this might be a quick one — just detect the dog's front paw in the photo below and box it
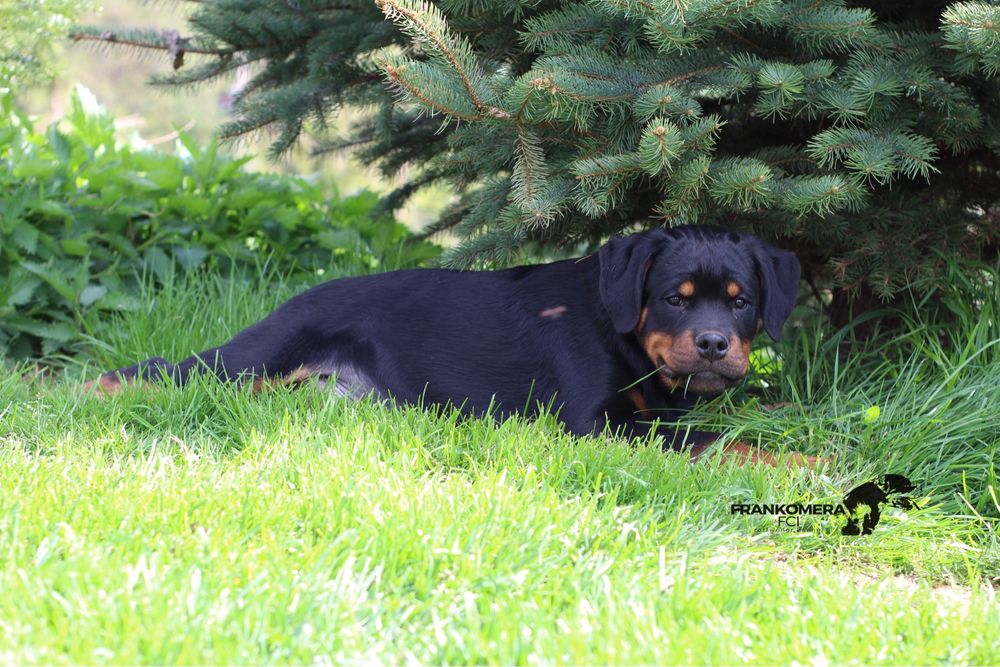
[691,441,827,469]
[84,373,127,395]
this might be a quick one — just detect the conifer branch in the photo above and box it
[70,27,226,58]
[378,60,484,121]
[513,126,546,203]
[641,65,725,91]
[375,0,510,118]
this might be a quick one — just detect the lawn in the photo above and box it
[1,262,998,664]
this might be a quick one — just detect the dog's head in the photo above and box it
[598,226,800,396]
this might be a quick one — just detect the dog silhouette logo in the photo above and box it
[841,474,918,535]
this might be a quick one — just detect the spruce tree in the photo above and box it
[74,1,1000,308]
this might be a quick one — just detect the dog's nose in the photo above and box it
[695,331,729,360]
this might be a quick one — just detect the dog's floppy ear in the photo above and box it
[598,229,669,333]
[754,240,801,341]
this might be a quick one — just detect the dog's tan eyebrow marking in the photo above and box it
[727,281,741,298]
[678,280,695,297]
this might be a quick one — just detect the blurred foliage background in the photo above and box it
[7,0,451,230]
[1,0,446,359]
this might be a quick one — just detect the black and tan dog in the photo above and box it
[87,225,815,465]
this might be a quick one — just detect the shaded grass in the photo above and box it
[1,263,999,664]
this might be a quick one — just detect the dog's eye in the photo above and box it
[733,297,749,310]
[665,295,683,306]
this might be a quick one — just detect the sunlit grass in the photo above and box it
[1,264,998,664]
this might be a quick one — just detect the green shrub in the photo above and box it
[0,87,439,359]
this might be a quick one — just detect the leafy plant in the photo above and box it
[0,87,439,358]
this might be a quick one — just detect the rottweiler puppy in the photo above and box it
[87,225,814,465]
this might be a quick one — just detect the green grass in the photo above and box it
[1,263,999,664]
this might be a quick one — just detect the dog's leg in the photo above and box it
[84,356,174,394]
[85,323,308,394]
[617,417,821,469]
[688,438,822,469]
